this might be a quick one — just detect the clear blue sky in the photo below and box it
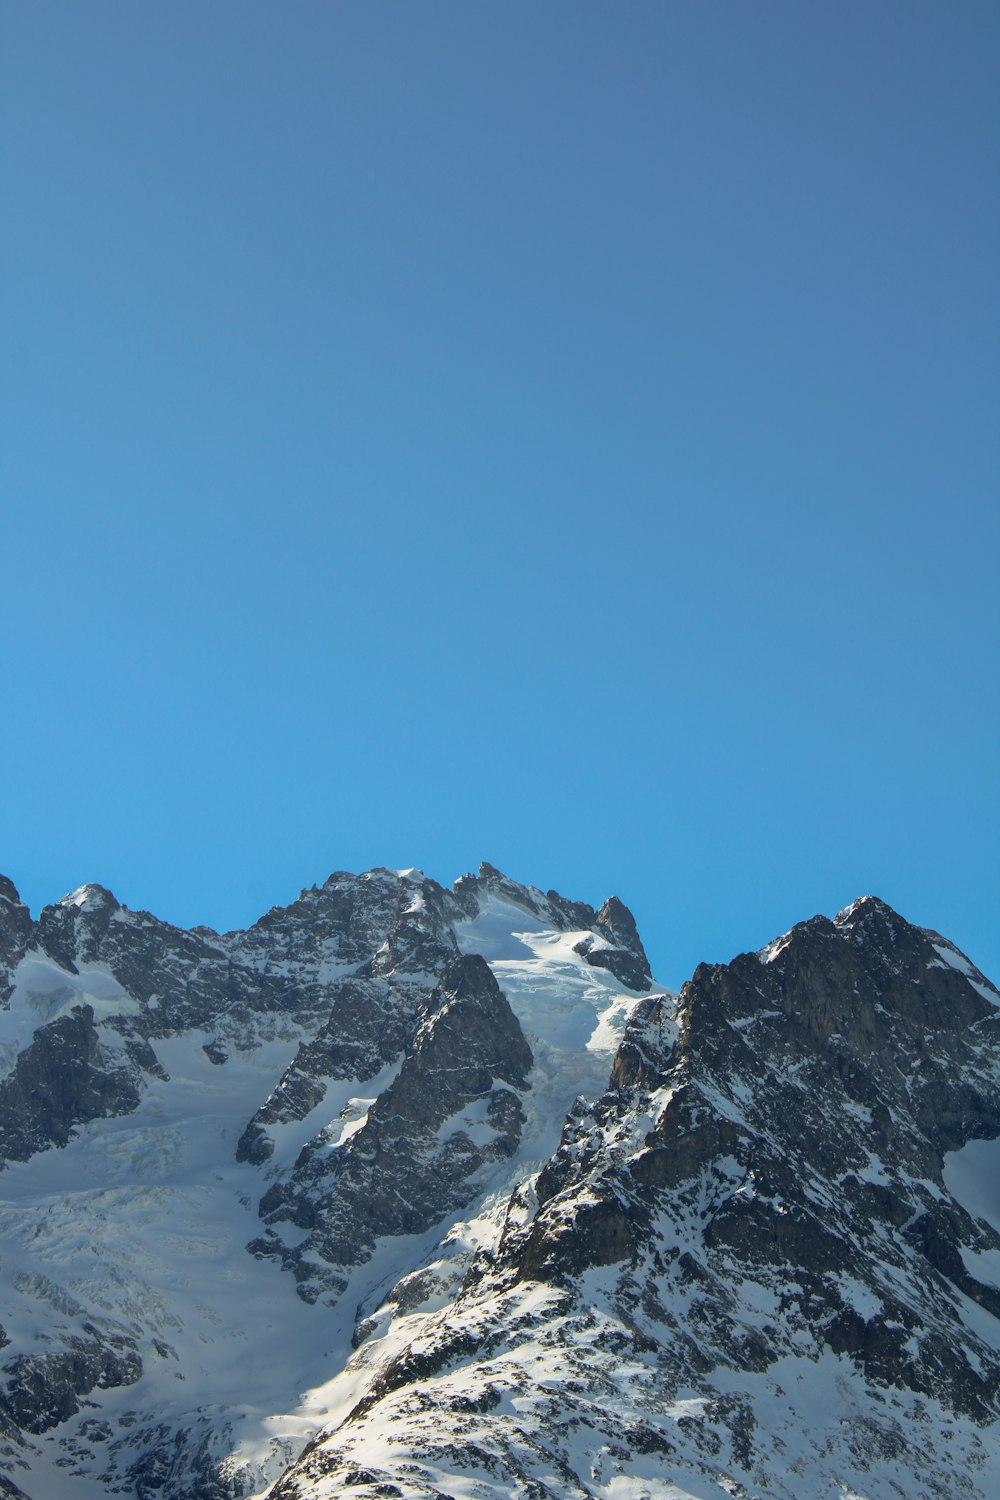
[2,2,997,987]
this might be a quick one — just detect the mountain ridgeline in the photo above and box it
[0,865,997,1500]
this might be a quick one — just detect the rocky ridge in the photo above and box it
[0,862,653,1498]
[0,870,997,1500]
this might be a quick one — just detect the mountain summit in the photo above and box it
[0,868,996,1500]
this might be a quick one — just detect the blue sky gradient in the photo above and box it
[2,2,997,986]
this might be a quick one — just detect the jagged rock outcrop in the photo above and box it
[588,893,653,990]
[573,892,652,992]
[0,1330,142,1434]
[254,955,533,1302]
[0,879,32,1004]
[235,974,427,1164]
[0,1005,146,1163]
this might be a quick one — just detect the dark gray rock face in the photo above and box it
[227,869,411,974]
[106,1412,256,1500]
[0,879,32,1004]
[589,893,653,990]
[236,973,429,1164]
[254,955,533,1302]
[0,1006,144,1163]
[0,1326,142,1434]
[231,871,476,1168]
[568,893,653,992]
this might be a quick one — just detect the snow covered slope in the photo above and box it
[0,864,657,1498]
[0,872,998,1500]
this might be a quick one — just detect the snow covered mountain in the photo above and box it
[0,866,998,1500]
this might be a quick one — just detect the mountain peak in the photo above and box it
[0,870,997,1500]
[834,891,908,930]
[0,874,25,908]
[57,882,118,913]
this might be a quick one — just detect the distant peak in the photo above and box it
[458,862,533,902]
[834,894,906,930]
[0,874,25,907]
[58,883,117,913]
[320,868,396,892]
[595,895,639,943]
